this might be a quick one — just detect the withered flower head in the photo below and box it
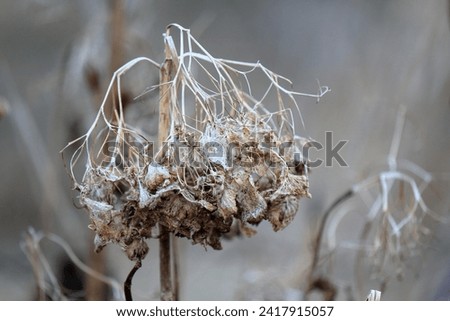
[63,24,328,261]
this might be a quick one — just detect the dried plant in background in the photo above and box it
[62,24,328,300]
[21,228,123,301]
[306,106,447,299]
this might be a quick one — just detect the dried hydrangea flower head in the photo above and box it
[63,24,329,261]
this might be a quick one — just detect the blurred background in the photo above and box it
[0,0,449,300]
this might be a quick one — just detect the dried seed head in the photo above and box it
[63,25,326,261]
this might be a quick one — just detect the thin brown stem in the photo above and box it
[172,237,180,300]
[159,225,173,300]
[158,48,174,301]
[85,0,125,301]
[110,0,125,73]
[354,221,373,298]
[124,260,142,301]
[158,62,172,149]
[85,245,107,300]
[305,189,354,299]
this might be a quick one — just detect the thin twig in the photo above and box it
[172,237,180,300]
[388,105,406,170]
[306,189,354,299]
[159,226,173,301]
[85,245,107,300]
[124,260,142,301]
[86,0,125,300]
[110,0,125,74]
[158,37,174,301]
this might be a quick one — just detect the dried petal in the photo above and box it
[145,165,170,190]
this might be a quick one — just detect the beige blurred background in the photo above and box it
[0,0,449,300]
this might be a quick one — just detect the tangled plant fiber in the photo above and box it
[63,24,328,262]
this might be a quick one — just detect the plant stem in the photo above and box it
[172,237,180,300]
[159,225,173,300]
[158,50,173,301]
[85,0,125,300]
[124,260,142,301]
[110,0,125,76]
[85,246,107,300]
[306,189,354,299]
